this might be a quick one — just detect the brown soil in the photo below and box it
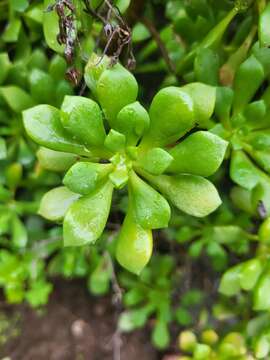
[0,279,158,360]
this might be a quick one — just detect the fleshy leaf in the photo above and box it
[0,53,11,84]
[214,86,234,123]
[251,181,270,217]
[259,217,270,244]
[63,162,113,195]
[39,186,80,221]
[29,69,54,104]
[140,87,195,148]
[259,3,270,48]
[152,320,170,349]
[63,181,113,246]
[84,53,110,94]
[230,150,261,190]
[130,171,171,229]
[115,101,150,145]
[116,205,153,275]
[168,131,228,176]
[36,147,77,172]
[61,96,106,147]
[0,138,7,160]
[239,259,263,291]
[43,0,64,53]
[0,86,35,112]
[23,105,89,155]
[244,100,267,129]
[194,48,219,86]
[49,54,66,80]
[141,172,221,217]
[182,83,216,128]
[12,216,28,248]
[219,264,242,296]
[138,148,173,176]
[233,55,265,114]
[246,129,270,151]
[104,129,126,152]
[96,63,138,126]
[254,270,270,310]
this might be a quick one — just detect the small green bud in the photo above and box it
[178,331,197,352]
[138,148,173,175]
[115,101,150,145]
[104,129,126,152]
[193,343,211,359]
[109,168,129,189]
[201,329,219,346]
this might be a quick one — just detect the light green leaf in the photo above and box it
[239,259,263,291]
[96,63,138,126]
[63,162,113,195]
[140,87,195,148]
[115,0,130,13]
[118,309,149,332]
[254,270,270,310]
[130,171,171,229]
[43,0,64,52]
[182,83,216,127]
[0,86,35,112]
[88,257,111,295]
[37,147,77,172]
[63,181,113,246]
[233,55,265,114]
[214,86,234,123]
[49,54,66,80]
[0,137,7,160]
[230,150,261,190]
[39,186,80,221]
[168,131,228,176]
[259,3,270,48]
[138,148,173,176]
[132,23,151,43]
[5,163,22,190]
[141,172,221,217]
[0,53,11,84]
[104,129,126,152]
[25,281,52,307]
[11,0,29,12]
[84,53,110,94]
[3,18,21,42]
[61,96,106,147]
[12,216,28,248]
[23,105,89,155]
[115,101,150,145]
[259,217,270,244]
[152,320,170,349]
[116,206,153,274]
[29,69,54,104]
[194,48,219,86]
[219,264,242,296]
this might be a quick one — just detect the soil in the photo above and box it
[0,279,158,360]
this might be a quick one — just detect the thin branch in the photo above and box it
[141,17,176,74]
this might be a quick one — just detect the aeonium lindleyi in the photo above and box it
[22,56,228,274]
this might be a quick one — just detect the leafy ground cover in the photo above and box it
[1,0,270,359]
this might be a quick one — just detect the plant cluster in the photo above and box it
[2,0,270,357]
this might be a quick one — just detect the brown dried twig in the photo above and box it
[46,0,80,85]
[83,0,136,69]
[141,16,176,74]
